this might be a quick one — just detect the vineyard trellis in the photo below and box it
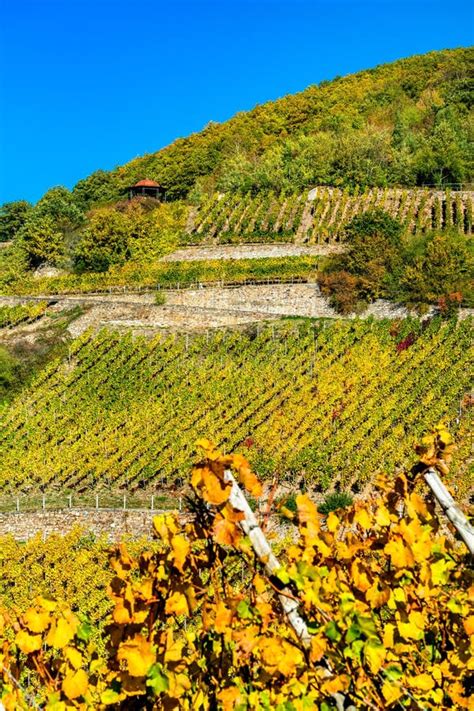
[186,186,474,245]
[1,317,472,496]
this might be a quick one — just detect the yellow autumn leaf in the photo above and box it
[398,611,425,640]
[366,581,390,608]
[165,591,189,616]
[171,535,190,572]
[15,630,42,654]
[431,558,453,585]
[117,635,156,677]
[408,673,435,691]
[46,617,77,649]
[375,505,391,527]
[62,668,88,700]
[382,681,402,704]
[64,646,83,670]
[351,560,371,592]
[164,636,184,663]
[383,623,395,648]
[354,507,372,530]
[23,608,50,633]
[277,641,304,676]
[384,537,415,568]
[326,511,339,532]
[35,596,57,612]
[364,640,386,674]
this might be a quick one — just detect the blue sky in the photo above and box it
[0,0,472,204]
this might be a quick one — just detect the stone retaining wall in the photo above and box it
[160,243,343,262]
[0,509,160,540]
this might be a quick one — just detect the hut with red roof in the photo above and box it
[126,179,165,201]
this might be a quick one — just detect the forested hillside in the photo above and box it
[69,47,473,204]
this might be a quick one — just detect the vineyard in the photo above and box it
[0,301,47,329]
[185,187,474,244]
[1,316,472,497]
[0,437,473,709]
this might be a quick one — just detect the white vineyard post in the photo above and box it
[42,495,45,511]
[223,469,311,647]
[151,495,154,511]
[16,497,19,513]
[221,471,352,710]
[123,494,127,511]
[95,494,99,510]
[425,468,474,556]
[68,494,72,509]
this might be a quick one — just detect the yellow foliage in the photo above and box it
[62,668,88,700]
[117,635,156,677]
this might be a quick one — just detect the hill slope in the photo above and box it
[71,47,474,206]
[1,317,471,498]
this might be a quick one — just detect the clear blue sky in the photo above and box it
[0,0,472,204]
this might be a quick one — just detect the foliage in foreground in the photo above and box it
[0,433,473,710]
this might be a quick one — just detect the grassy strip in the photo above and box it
[2,256,320,296]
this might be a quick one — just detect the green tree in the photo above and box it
[398,231,474,307]
[0,201,33,242]
[17,215,65,268]
[74,208,131,272]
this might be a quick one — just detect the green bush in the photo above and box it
[396,230,474,308]
[318,491,354,515]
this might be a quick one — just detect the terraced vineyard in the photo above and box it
[186,187,474,244]
[0,317,471,496]
[0,301,47,328]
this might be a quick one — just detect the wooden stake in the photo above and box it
[425,467,474,556]
[224,469,311,646]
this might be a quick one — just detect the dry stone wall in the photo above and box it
[0,509,159,541]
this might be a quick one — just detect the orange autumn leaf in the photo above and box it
[213,515,241,546]
[214,601,233,633]
[170,535,190,572]
[201,467,231,505]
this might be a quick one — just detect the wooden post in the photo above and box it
[223,469,311,647]
[222,470,352,711]
[424,468,474,556]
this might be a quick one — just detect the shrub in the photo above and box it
[318,269,361,314]
[398,231,473,308]
[318,491,353,514]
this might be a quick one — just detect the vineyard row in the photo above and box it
[185,187,474,244]
[0,317,471,495]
